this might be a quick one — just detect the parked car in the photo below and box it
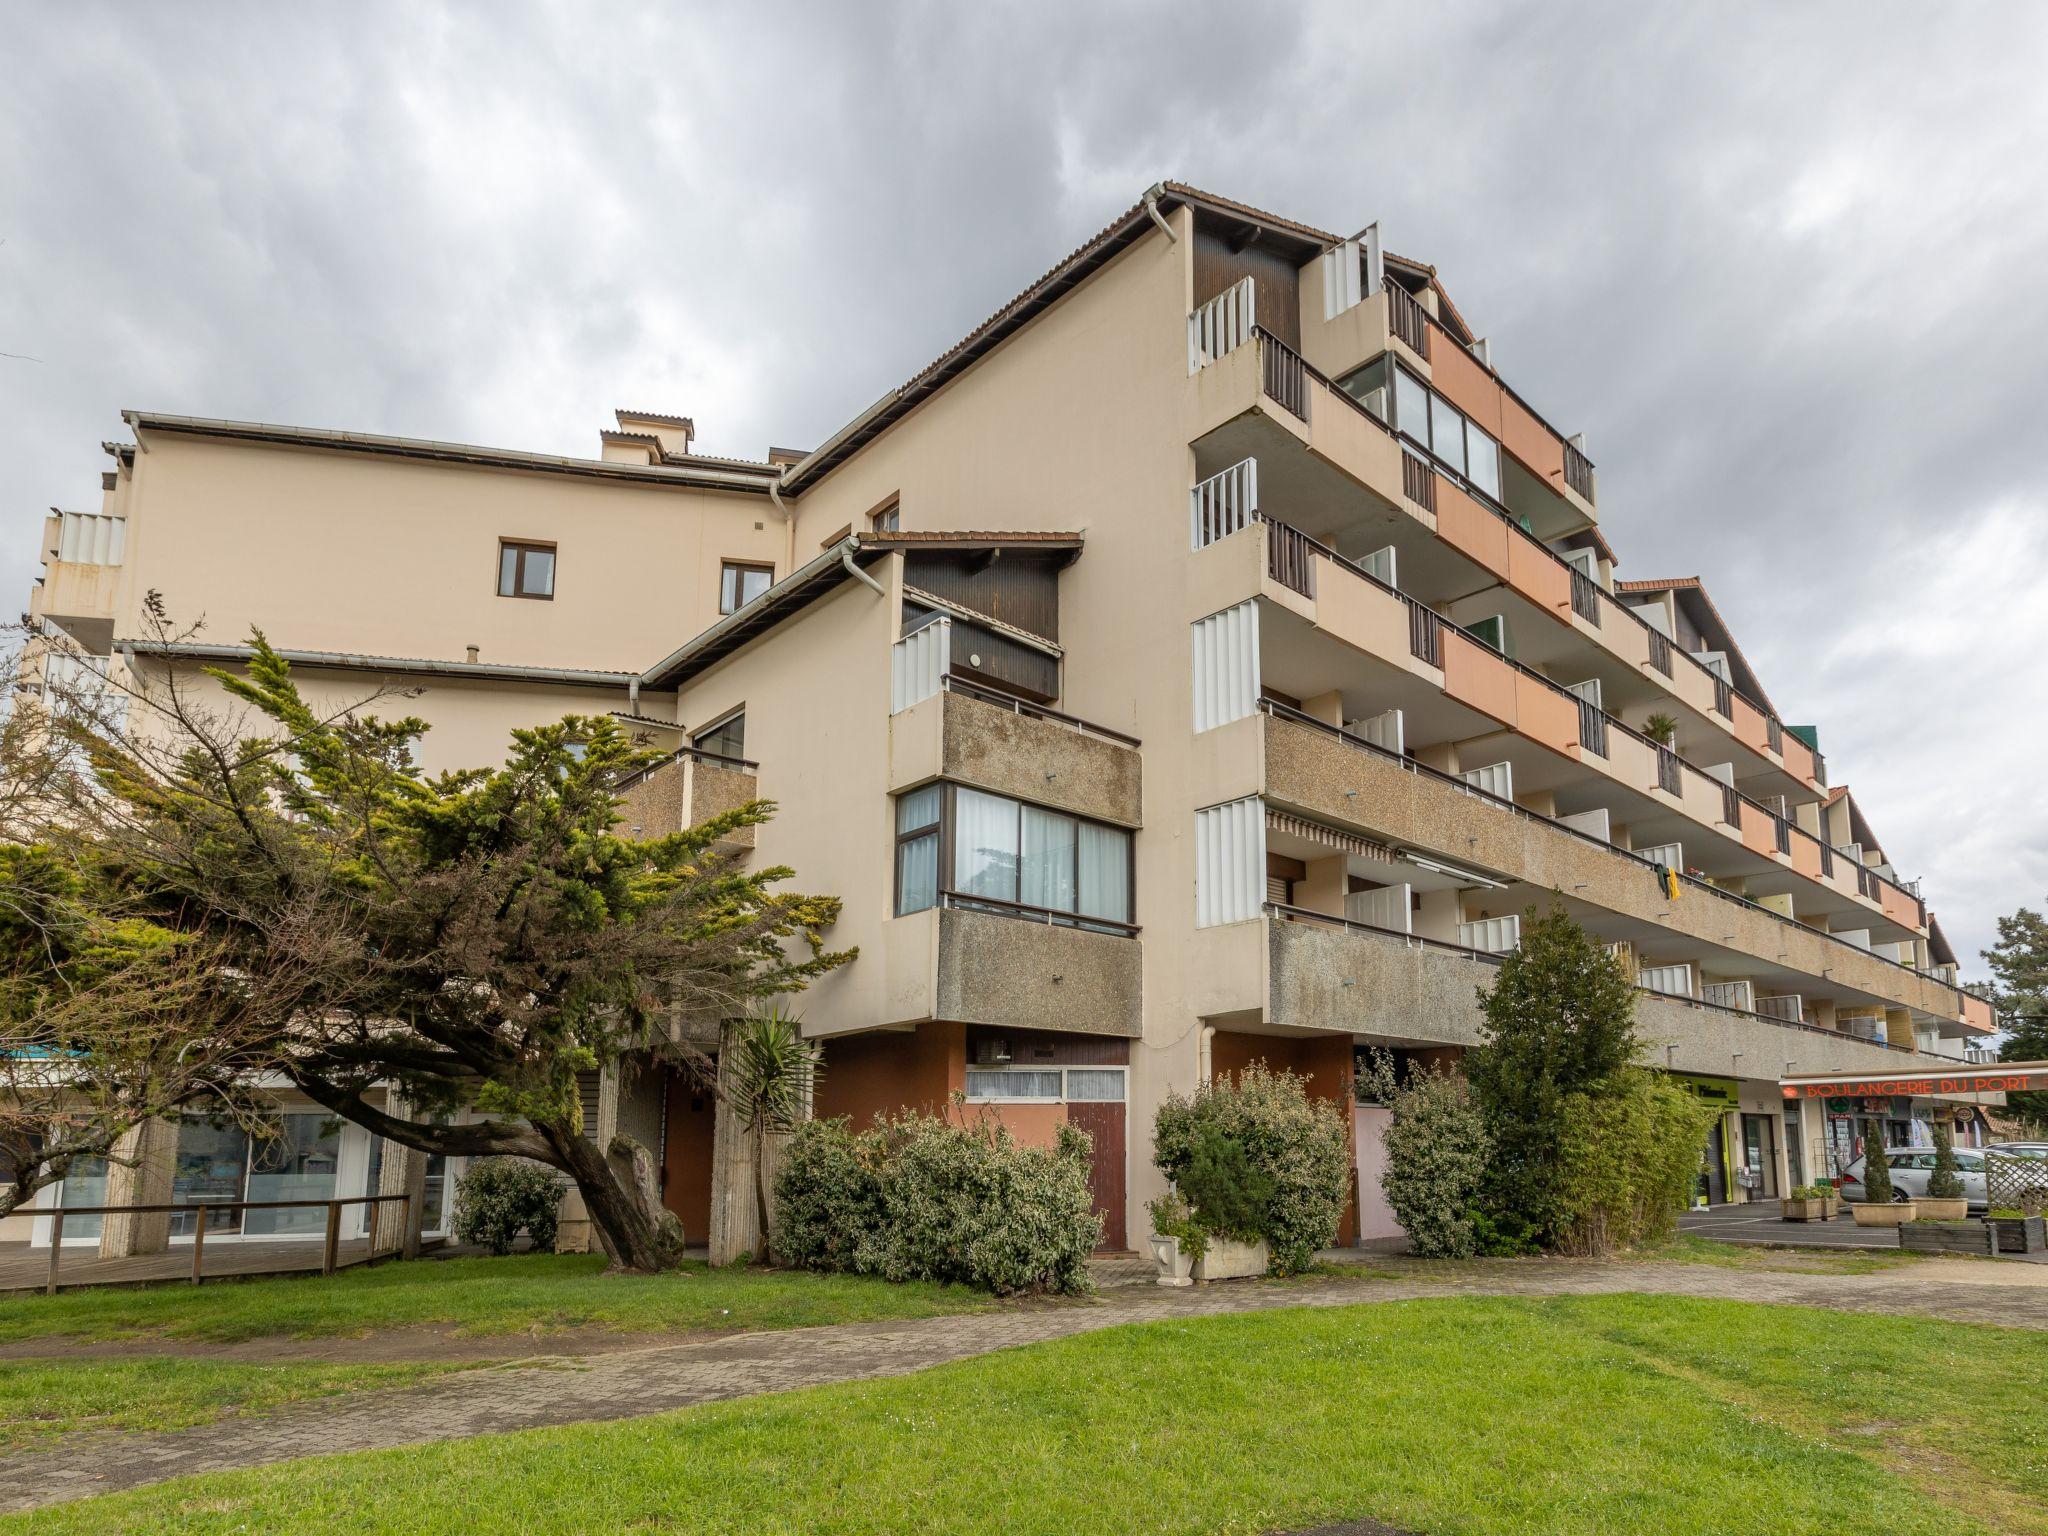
[1837,1147,1989,1211]
[1988,1144,2048,1209]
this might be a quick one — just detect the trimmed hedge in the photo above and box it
[452,1157,564,1256]
[775,1109,1100,1296]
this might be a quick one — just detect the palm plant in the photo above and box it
[723,1003,822,1264]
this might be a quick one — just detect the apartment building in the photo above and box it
[21,183,2001,1256]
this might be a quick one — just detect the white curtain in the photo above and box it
[953,788,1018,901]
[1078,822,1131,924]
[1020,806,1078,912]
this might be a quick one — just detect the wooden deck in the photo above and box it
[0,1237,393,1295]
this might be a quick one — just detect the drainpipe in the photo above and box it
[839,545,884,596]
[1142,184,1179,244]
[627,677,640,713]
[768,474,796,577]
[1197,1024,1215,1086]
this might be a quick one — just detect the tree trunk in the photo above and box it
[541,1122,687,1273]
[752,1122,773,1266]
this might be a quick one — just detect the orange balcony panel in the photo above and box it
[1515,671,1579,755]
[1964,992,1996,1032]
[1441,629,1517,727]
[1731,695,1770,755]
[1781,732,1817,784]
[1425,339,1505,440]
[1738,801,1776,857]
[1880,883,1920,930]
[1436,481,1511,584]
[1507,533,1572,617]
[1789,834,1822,880]
[1500,392,1566,494]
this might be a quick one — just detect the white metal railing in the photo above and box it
[1702,979,1754,1012]
[1191,458,1259,550]
[55,511,126,566]
[1755,993,1804,1023]
[890,618,950,713]
[1188,277,1255,373]
[1457,914,1521,954]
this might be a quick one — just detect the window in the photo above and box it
[720,561,774,615]
[1393,367,1430,445]
[693,710,746,761]
[498,541,556,600]
[1465,420,1501,501]
[894,784,942,915]
[963,1067,1127,1103]
[1429,394,1466,476]
[871,499,901,533]
[890,784,1134,929]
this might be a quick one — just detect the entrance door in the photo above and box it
[662,1070,717,1246]
[1065,1100,1126,1251]
[1742,1114,1777,1199]
[1701,1120,1729,1204]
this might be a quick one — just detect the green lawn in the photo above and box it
[18,1294,2046,1535]
[0,1253,992,1344]
[0,1254,992,1449]
[0,1357,471,1446]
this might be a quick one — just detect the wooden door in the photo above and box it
[1065,1101,1126,1252]
[662,1071,717,1246]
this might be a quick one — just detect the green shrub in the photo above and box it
[1372,1059,1492,1259]
[774,1109,1099,1296]
[1861,1124,1894,1202]
[452,1158,565,1256]
[1175,1131,1275,1244]
[1153,1064,1351,1275]
[1927,1121,1964,1200]
[1552,1069,1715,1255]
[1144,1191,1208,1263]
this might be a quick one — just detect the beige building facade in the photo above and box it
[24,183,1999,1254]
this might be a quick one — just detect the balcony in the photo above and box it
[1254,907,1948,1079]
[879,899,1142,1039]
[890,623,1141,830]
[1189,504,1927,943]
[616,746,759,849]
[1244,703,1974,1029]
[31,511,126,646]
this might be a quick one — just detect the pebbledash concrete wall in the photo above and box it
[928,690,1142,828]
[616,756,759,848]
[1265,916,1953,1081]
[934,907,1142,1038]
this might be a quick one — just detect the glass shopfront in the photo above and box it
[169,1114,345,1238]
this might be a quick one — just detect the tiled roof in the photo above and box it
[614,409,695,431]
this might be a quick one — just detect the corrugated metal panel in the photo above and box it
[1457,760,1512,801]
[1321,236,1362,319]
[1191,601,1259,733]
[1196,797,1265,928]
[1457,914,1521,954]
[1638,963,1696,998]
[890,617,951,713]
[56,511,126,566]
[1638,841,1683,872]
[1346,883,1411,934]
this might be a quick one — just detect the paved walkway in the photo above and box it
[10,1257,2048,1512]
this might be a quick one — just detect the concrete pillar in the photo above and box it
[97,1117,176,1259]
[1295,855,1347,920]
[1799,1097,1827,1188]
[708,1030,756,1266]
[1299,690,1344,728]
[374,1133,429,1258]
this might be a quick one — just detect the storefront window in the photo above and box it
[244,1114,344,1235]
[54,1154,109,1241]
[170,1120,250,1235]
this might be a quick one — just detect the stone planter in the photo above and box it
[1915,1198,1970,1223]
[1898,1220,1996,1256]
[1191,1236,1270,1282]
[1851,1201,1917,1228]
[1989,1215,2048,1255]
[1780,1197,1829,1223]
[1148,1233,1194,1288]
[1824,1195,1843,1218]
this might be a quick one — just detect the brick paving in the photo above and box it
[9,1256,2048,1513]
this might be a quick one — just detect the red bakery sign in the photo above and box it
[1782,1069,2048,1100]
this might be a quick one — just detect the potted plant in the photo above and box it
[1145,1193,1200,1287]
[1780,1185,1830,1222]
[1918,1122,1969,1222]
[1851,1122,1917,1227]
[1643,712,1679,748]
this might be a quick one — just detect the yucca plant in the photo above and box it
[724,1002,822,1264]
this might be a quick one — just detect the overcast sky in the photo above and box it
[3,1,2045,972]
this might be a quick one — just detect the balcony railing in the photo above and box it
[1191,458,1259,549]
[940,888,1139,937]
[614,741,760,793]
[1259,329,1308,421]
[1265,518,1316,598]
[1647,628,1673,676]
[1256,698,1963,1007]
[1656,746,1682,796]
[1576,697,1607,757]
[1755,993,1804,1024]
[1401,450,1438,512]
[1385,282,1432,358]
[1570,568,1603,626]
[53,510,126,566]
[1563,440,1595,501]
[940,674,1141,748]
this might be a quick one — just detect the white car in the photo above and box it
[1838,1147,1989,1211]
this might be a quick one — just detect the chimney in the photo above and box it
[465,645,480,664]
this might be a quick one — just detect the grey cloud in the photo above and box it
[3,0,2042,965]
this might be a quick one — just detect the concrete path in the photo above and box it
[10,1257,2047,1513]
